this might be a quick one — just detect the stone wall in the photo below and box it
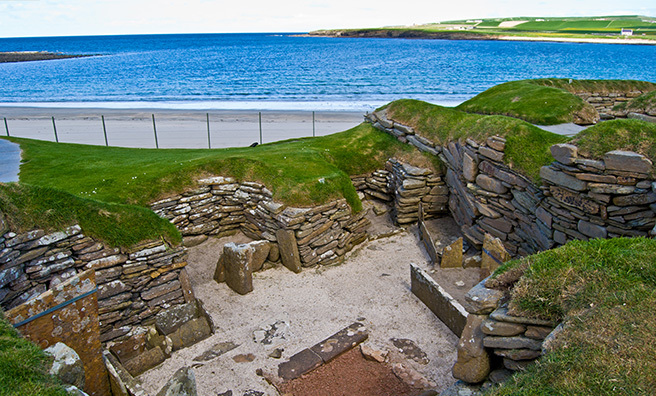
[452,277,558,384]
[368,110,656,257]
[152,177,370,267]
[0,225,190,344]
[573,90,648,118]
[351,159,449,225]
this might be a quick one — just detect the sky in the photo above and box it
[0,0,655,38]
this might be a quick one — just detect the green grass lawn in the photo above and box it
[0,312,67,396]
[489,237,656,395]
[1,123,422,246]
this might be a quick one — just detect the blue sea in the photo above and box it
[1,33,655,111]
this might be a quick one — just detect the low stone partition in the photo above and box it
[152,177,370,268]
[573,90,650,118]
[0,224,191,345]
[368,110,656,257]
[451,277,557,385]
[352,159,449,226]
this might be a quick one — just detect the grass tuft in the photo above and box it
[489,238,656,396]
[0,311,68,396]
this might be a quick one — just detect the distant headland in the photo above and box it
[0,51,93,63]
[310,15,656,45]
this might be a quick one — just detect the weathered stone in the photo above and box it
[4,270,110,396]
[575,173,617,183]
[213,254,226,283]
[550,144,578,165]
[604,150,652,174]
[178,268,195,303]
[440,237,463,268]
[588,183,635,195]
[156,367,197,396]
[268,244,280,262]
[487,136,506,152]
[156,302,198,335]
[249,240,271,272]
[577,220,607,239]
[540,166,587,191]
[310,322,368,363]
[452,314,491,384]
[481,234,510,273]
[476,174,508,194]
[222,243,253,295]
[360,343,387,363]
[550,186,600,214]
[575,158,605,171]
[480,319,525,337]
[612,192,656,207]
[98,280,130,300]
[535,206,552,228]
[479,146,504,162]
[45,342,86,390]
[123,346,166,377]
[276,229,301,273]
[463,278,505,315]
[141,280,181,300]
[462,152,478,182]
[483,336,542,350]
[393,362,432,389]
[490,306,556,327]
[278,348,323,381]
[525,325,554,340]
[169,317,212,351]
[493,349,541,361]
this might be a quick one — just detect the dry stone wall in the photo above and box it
[368,110,656,257]
[0,224,190,345]
[152,177,370,267]
[573,89,650,118]
[452,277,558,384]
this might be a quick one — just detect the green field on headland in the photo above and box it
[311,15,656,44]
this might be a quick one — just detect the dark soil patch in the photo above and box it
[280,348,420,396]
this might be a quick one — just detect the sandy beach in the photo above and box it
[0,107,365,149]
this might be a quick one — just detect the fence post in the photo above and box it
[3,118,8,137]
[259,112,262,145]
[152,114,159,149]
[312,111,315,137]
[101,115,108,146]
[206,113,211,149]
[52,116,59,143]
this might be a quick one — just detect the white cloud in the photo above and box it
[0,0,653,37]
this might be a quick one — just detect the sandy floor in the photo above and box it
[0,107,363,149]
[138,212,463,396]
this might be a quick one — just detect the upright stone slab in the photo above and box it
[222,242,254,295]
[276,229,302,273]
[452,314,491,384]
[5,269,110,396]
[481,234,510,273]
[441,237,463,268]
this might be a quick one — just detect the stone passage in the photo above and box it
[368,110,656,258]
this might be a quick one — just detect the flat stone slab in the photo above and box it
[277,348,323,381]
[490,306,557,327]
[277,321,368,381]
[309,322,368,363]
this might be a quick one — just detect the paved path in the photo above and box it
[0,138,20,183]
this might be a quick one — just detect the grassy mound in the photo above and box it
[489,237,656,395]
[456,80,597,125]
[384,99,568,181]
[0,183,181,247]
[614,90,656,116]
[456,79,656,125]
[570,118,656,166]
[0,312,67,396]
[2,124,422,246]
